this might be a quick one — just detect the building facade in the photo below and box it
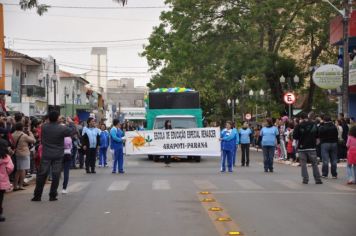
[5,49,60,116]
[59,70,90,117]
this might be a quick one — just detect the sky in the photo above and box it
[3,0,168,87]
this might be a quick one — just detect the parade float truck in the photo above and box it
[146,88,203,162]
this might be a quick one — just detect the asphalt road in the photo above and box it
[1,150,355,236]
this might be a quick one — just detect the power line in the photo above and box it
[3,3,168,10]
[12,37,148,44]
[58,61,148,69]
[59,63,151,74]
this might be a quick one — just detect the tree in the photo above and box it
[18,0,128,15]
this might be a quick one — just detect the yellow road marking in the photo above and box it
[197,192,244,236]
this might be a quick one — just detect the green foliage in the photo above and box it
[143,0,339,120]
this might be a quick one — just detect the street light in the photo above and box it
[227,98,239,122]
[322,0,352,117]
[249,89,265,121]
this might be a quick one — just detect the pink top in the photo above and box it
[0,155,14,190]
[346,135,356,148]
[64,137,72,154]
[346,135,356,164]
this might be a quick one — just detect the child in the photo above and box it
[0,139,14,222]
[346,125,356,184]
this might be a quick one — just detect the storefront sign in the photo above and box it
[312,64,342,89]
[125,127,221,156]
[120,107,146,120]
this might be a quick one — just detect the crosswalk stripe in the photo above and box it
[234,179,264,190]
[126,161,139,166]
[328,183,356,192]
[274,180,302,190]
[193,180,218,190]
[67,182,90,193]
[107,181,130,191]
[152,180,171,190]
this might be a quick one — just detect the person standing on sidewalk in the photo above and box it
[346,125,356,184]
[239,122,252,167]
[82,117,101,174]
[0,139,14,222]
[32,111,76,202]
[99,124,110,168]
[220,121,237,173]
[293,112,322,184]
[62,135,72,194]
[260,118,279,172]
[318,115,338,179]
[110,119,125,174]
[12,122,35,191]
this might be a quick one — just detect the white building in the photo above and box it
[5,49,60,116]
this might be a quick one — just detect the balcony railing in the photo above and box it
[22,85,46,98]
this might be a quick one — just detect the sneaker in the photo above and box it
[112,171,116,174]
[119,171,125,174]
[91,171,96,174]
[302,180,308,184]
[62,189,68,194]
[332,176,337,179]
[321,176,327,179]
[315,181,323,184]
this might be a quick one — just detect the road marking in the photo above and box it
[67,182,90,193]
[126,161,139,166]
[194,180,218,190]
[328,183,356,192]
[234,179,264,190]
[274,180,302,190]
[197,192,243,236]
[214,190,356,195]
[152,180,171,190]
[107,181,130,191]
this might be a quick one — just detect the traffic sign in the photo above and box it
[245,113,252,120]
[283,92,296,105]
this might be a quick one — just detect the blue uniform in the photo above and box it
[99,130,110,167]
[221,128,237,172]
[110,127,125,173]
[232,128,240,166]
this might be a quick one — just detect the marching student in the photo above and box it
[239,122,252,167]
[82,117,101,174]
[220,121,237,173]
[110,119,125,174]
[99,124,110,168]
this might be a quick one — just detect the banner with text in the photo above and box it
[125,128,221,157]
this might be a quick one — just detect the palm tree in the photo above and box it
[19,0,128,15]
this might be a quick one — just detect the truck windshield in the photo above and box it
[154,117,197,129]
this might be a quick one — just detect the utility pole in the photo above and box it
[342,0,351,117]
[64,86,67,117]
[53,59,57,107]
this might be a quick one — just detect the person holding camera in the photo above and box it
[12,122,35,191]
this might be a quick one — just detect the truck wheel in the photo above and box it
[148,155,153,161]
[153,155,160,162]
[194,156,201,162]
